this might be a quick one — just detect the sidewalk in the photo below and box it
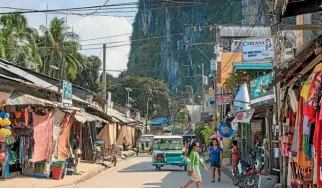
[1,151,135,188]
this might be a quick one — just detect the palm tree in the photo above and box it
[39,17,83,80]
[0,14,42,70]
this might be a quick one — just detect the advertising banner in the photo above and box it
[242,37,275,61]
[232,109,255,124]
[249,72,276,107]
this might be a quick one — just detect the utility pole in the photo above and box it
[102,44,107,100]
[213,26,218,127]
[201,63,205,113]
[145,89,152,134]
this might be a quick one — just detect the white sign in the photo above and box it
[210,59,217,71]
[232,109,255,124]
[202,76,208,85]
[242,37,275,61]
[214,45,220,54]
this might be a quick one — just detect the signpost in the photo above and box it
[62,80,72,105]
[210,59,217,72]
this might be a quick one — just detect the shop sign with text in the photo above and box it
[242,37,275,61]
[249,72,276,107]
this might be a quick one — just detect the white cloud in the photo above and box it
[71,16,132,77]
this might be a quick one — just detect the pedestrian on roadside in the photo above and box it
[231,140,239,172]
[208,138,223,182]
[181,141,208,188]
[111,144,118,166]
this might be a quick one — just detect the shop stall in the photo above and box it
[276,34,322,187]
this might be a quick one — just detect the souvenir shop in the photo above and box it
[0,105,43,178]
[231,109,267,170]
[231,72,278,172]
[277,34,322,187]
[0,101,89,179]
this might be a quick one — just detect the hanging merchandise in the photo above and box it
[217,122,235,138]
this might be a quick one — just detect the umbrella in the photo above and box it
[209,133,222,139]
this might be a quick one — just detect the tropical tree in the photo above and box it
[74,55,102,93]
[0,14,42,70]
[109,75,179,118]
[39,17,83,80]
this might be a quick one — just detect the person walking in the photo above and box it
[231,140,239,172]
[181,141,208,188]
[208,138,223,182]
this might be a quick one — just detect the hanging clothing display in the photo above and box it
[32,110,53,162]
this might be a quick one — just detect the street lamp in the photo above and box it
[50,65,59,78]
[125,87,132,108]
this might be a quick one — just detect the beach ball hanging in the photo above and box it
[0,152,6,161]
[217,122,235,138]
[0,110,11,128]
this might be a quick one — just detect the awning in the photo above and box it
[233,62,273,72]
[0,84,14,105]
[110,109,136,124]
[5,92,54,106]
[67,110,108,124]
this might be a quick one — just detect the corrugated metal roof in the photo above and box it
[110,109,135,124]
[0,83,14,104]
[64,109,108,124]
[219,26,271,37]
[6,92,54,106]
[0,61,87,104]
[75,111,108,124]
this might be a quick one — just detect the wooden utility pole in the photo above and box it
[213,26,218,127]
[201,63,205,113]
[102,44,107,100]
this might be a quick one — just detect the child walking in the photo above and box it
[181,141,208,188]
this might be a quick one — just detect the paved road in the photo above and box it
[65,156,236,188]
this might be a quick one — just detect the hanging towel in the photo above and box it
[32,111,53,162]
[57,112,75,160]
[288,88,298,113]
[52,109,66,159]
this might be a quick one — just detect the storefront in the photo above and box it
[276,34,322,187]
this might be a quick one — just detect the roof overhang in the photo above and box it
[233,62,273,72]
[277,0,322,18]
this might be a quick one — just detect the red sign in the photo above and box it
[216,95,232,105]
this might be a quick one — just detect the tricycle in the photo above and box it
[151,136,187,171]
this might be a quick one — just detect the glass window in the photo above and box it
[153,139,183,150]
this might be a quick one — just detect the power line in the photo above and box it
[220,0,266,75]
[70,0,110,17]
[0,0,203,15]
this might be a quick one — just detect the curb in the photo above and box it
[52,153,134,188]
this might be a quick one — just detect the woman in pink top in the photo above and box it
[231,140,239,171]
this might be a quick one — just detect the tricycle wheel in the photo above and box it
[184,165,187,171]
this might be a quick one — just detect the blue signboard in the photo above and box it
[249,72,275,107]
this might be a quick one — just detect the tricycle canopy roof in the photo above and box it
[153,135,182,139]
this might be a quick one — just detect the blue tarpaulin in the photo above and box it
[151,118,169,125]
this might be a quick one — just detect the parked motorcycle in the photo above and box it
[232,159,261,188]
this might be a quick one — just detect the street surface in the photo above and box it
[65,156,236,188]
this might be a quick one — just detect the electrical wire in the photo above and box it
[220,0,266,75]
[0,0,203,15]
[71,0,110,17]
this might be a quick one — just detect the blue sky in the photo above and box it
[0,0,138,76]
